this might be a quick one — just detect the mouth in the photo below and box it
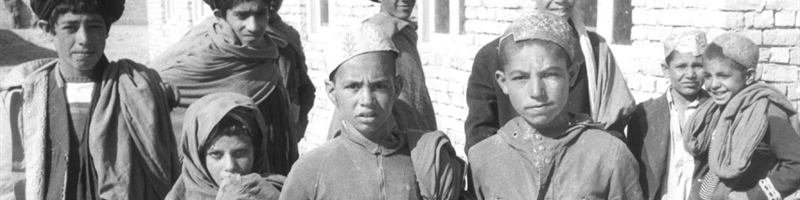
[72,51,95,59]
[524,102,554,111]
[548,8,570,16]
[681,82,699,87]
[356,112,379,121]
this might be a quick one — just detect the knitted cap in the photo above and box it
[499,12,578,61]
[663,30,708,58]
[324,22,399,78]
[709,33,759,69]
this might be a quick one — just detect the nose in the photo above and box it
[222,155,239,173]
[244,16,263,33]
[684,68,698,80]
[357,86,376,107]
[526,78,546,99]
[75,25,89,45]
[706,77,720,91]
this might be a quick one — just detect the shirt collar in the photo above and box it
[376,12,418,31]
[666,86,704,109]
[340,121,406,156]
[498,114,595,151]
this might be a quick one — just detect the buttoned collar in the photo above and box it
[499,113,598,152]
[340,121,406,156]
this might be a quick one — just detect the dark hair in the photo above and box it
[214,0,274,17]
[46,1,113,33]
[702,43,747,71]
[205,107,262,149]
[498,37,572,72]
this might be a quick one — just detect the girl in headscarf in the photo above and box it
[166,92,284,200]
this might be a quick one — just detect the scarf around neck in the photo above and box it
[683,83,800,179]
[153,17,281,107]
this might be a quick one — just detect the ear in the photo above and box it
[213,9,225,19]
[744,68,757,85]
[393,75,404,99]
[36,20,53,39]
[495,70,509,94]
[325,79,338,106]
[568,62,580,87]
[660,62,670,77]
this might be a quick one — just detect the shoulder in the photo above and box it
[632,94,668,118]
[468,133,510,170]
[1,58,56,89]
[292,138,346,172]
[575,128,630,157]
[476,37,501,57]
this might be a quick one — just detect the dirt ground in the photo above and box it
[0,25,149,83]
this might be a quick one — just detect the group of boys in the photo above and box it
[1,0,799,199]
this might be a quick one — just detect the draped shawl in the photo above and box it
[15,58,180,200]
[166,92,282,200]
[152,17,282,108]
[683,83,800,179]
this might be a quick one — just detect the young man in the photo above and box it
[267,0,316,137]
[152,0,299,176]
[467,12,642,199]
[683,33,800,200]
[0,0,180,199]
[626,30,710,200]
[281,23,463,200]
[327,0,436,139]
[464,0,635,153]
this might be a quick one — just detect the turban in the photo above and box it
[663,30,708,58]
[324,22,398,78]
[709,33,759,69]
[203,0,274,11]
[31,0,125,24]
[499,12,579,62]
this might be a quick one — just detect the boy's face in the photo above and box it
[223,1,270,47]
[50,12,107,73]
[380,0,416,19]
[496,41,576,128]
[703,58,754,106]
[664,51,705,98]
[326,52,401,134]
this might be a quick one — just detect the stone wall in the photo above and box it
[622,0,800,108]
[145,0,800,157]
[0,0,147,29]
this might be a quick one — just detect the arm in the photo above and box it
[295,59,315,138]
[609,142,645,200]
[624,106,650,198]
[746,111,800,199]
[464,38,501,154]
[279,156,320,200]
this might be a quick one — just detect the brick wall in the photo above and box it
[147,0,800,157]
[0,0,147,29]
[622,0,800,109]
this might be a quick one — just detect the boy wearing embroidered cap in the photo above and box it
[467,12,642,200]
[626,30,711,200]
[683,33,800,200]
[280,22,463,200]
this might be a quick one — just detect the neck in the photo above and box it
[528,111,571,137]
[347,121,392,144]
[670,89,698,107]
[57,60,97,80]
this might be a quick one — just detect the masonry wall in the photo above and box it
[146,0,800,158]
[622,0,800,109]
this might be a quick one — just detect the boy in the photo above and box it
[327,0,437,139]
[626,30,710,200]
[683,33,800,200]
[152,0,299,175]
[467,12,642,199]
[281,22,463,200]
[0,0,180,199]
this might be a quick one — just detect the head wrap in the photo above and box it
[498,11,578,62]
[663,30,708,58]
[324,22,398,78]
[708,33,759,69]
[166,92,273,200]
[203,0,274,11]
[31,0,125,23]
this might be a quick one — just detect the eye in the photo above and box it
[344,83,360,89]
[207,151,223,159]
[511,75,527,81]
[256,11,268,17]
[543,72,560,78]
[233,149,249,157]
[374,83,388,89]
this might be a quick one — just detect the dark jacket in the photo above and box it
[464,30,634,154]
[626,93,709,200]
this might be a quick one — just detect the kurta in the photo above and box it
[327,13,437,139]
[468,115,643,200]
[281,125,421,200]
[464,22,635,153]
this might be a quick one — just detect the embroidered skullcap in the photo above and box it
[31,0,125,23]
[663,30,708,58]
[324,22,399,78]
[709,33,759,69]
[499,11,578,61]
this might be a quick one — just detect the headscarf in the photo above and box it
[498,12,579,63]
[323,22,399,78]
[151,17,281,107]
[662,29,708,64]
[166,92,277,200]
[683,83,800,179]
[31,0,124,23]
